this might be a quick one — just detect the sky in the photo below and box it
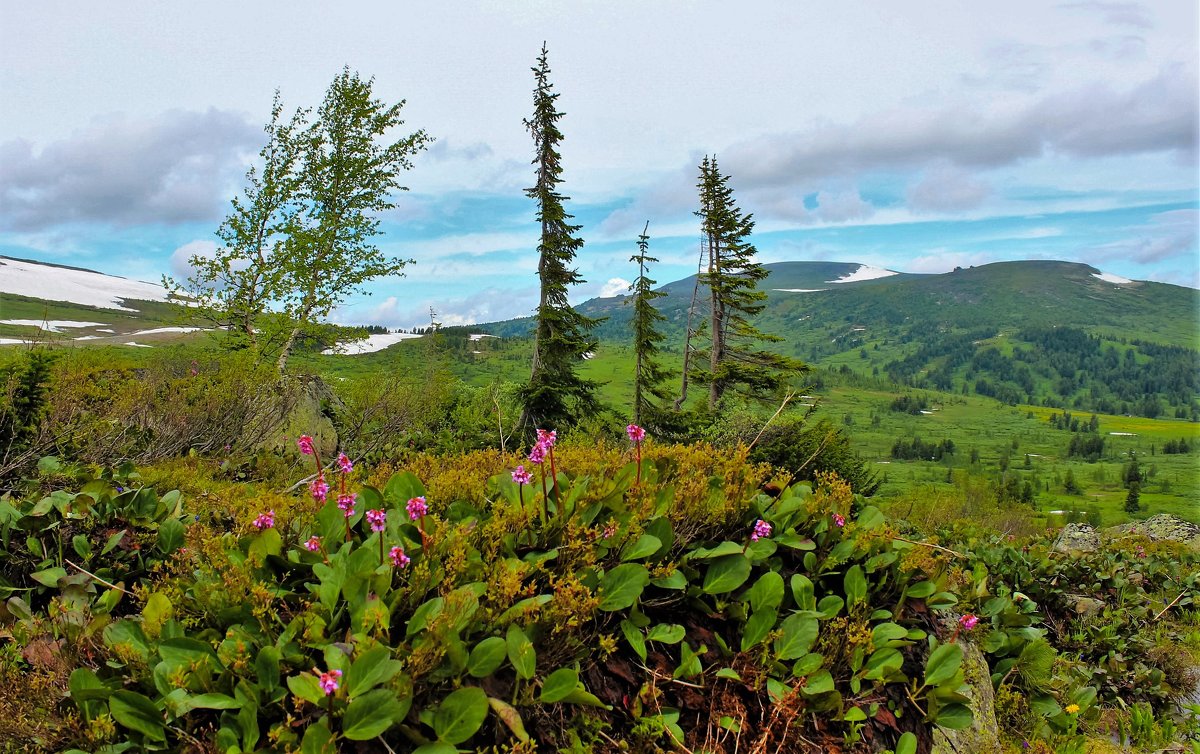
[1,0,1197,328]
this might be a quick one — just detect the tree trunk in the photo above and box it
[708,233,724,411]
[276,326,300,375]
[674,241,706,412]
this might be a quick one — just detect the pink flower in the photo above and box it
[310,475,329,503]
[406,496,428,520]
[511,465,532,485]
[959,614,979,631]
[317,668,342,695]
[304,536,321,552]
[832,513,846,528]
[337,492,357,511]
[751,519,772,541]
[602,522,617,539]
[366,509,387,533]
[389,546,410,568]
[528,443,546,465]
[626,424,646,443]
[536,429,557,448]
[337,453,353,474]
[252,510,275,531]
[297,435,315,456]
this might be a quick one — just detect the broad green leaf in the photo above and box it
[178,693,240,713]
[101,530,127,556]
[621,534,662,562]
[69,667,110,703]
[871,622,909,648]
[540,667,579,703]
[790,574,815,611]
[856,506,884,530]
[863,647,904,680]
[286,673,325,705]
[255,646,280,691]
[72,535,92,561]
[109,690,165,741]
[467,636,507,678]
[31,566,66,587]
[506,624,536,680]
[598,564,650,611]
[905,580,936,599]
[817,595,845,619]
[674,642,702,679]
[406,597,445,637]
[746,571,785,613]
[343,688,405,740]
[932,702,973,730]
[923,643,963,688]
[775,614,819,660]
[646,624,685,644]
[895,731,917,754]
[621,620,647,662]
[412,745,458,754]
[689,541,744,560]
[716,668,742,681]
[300,717,335,754]
[157,518,185,554]
[792,652,824,678]
[741,608,777,651]
[433,686,489,745]
[142,593,173,634]
[800,669,834,695]
[346,646,402,697]
[702,553,751,595]
[844,565,867,608]
[651,570,688,590]
[488,697,530,742]
[248,528,282,561]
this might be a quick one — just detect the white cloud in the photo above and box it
[907,165,993,213]
[168,239,220,280]
[598,277,631,297]
[905,251,997,273]
[814,189,874,223]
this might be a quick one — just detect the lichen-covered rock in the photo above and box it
[931,637,1001,754]
[1106,514,1200,550]
[1053,523,1100,553]
[241,375,340,458]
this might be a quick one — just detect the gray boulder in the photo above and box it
[931,634,1001,754]
[241,375,340,458]
[1106,514,1200,550]
[1053,523,1101,553]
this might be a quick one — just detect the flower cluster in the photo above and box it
[310,475,329,503]
[297,435,315,456]
[959,614,979,631]
[252,510,275,531]
[528,443,546,465]
[626,424,646,443]
[406,496,427,520]
[337,492,356,518]
[536,429,557,448]
[366,509,387,533]
[511,465,532,485]
[304,536,321,552]
[389,546,410,568]
[832,513,846,528]
[751,519,772,541]
[317,668,342,695]
[337,452,353,474]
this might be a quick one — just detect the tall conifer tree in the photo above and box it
[693,156,803,410]
[629,222,673,428]
[518,45,602,432]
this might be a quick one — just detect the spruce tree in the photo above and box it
[628,222,673,428]
[1124,481,1141,513]
[518,45,602,432]
[692,156,803,410]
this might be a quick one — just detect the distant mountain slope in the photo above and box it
[0,255,172,311]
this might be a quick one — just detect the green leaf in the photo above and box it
[286,673,326,706]
[69,668,110,703]
[142,592,173,633]
[844,565,867,607]
[871,622,909,648]
[800,669,834,695]
[467,636,507,678]
[923,643,963,688]
[817,595,844,619]
[932,702,973,730]
[72,534,92,561]
[30,566,66,588]
[745,571,785,612]
[621,534,662,562]
[741,608,777,651]
[384,471,426,507]
[255,646,280,691]
[157,518,185,554]
[406,597,445,637]
[412,744,458,754]
[540,667,580,703]
[597,563,650,611]
[109,690,165,741]
[775,614,819,660]
[843,706,867,722]
[895,731,917,754]
[651,569,687,590]
[646,624,685,644]
[343,688,405,740]
[433,686,489,745]
[346,646,402,697]
[689,541,744,559]
[621,620,646,662]
[248,527,282,561]
[790,574,816,611]
[905,580,936,598]
[178,693,240,712]
[506,624,536,680]
[856,506,884,530]
[792,652,824,678]
[37,456,62,475]
[101,529,127,556]
[674,642,703,679]
[702,553,751,594]
[488,697,530,743]
[300,717,335,754]
[716,668,742,681]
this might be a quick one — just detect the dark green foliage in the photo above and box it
[519,46,603,433]
[1124,481,1141,513]
[750,419,881,495]
[1161,438,1192,454]
[692,156,804,409]
[0,348,54,472]
[1067,433,1105,461]
[1063,469,1082,495]
[1122,453,1143,488]
[890,436,955,462]
[628,224,674,430]
[889,394,929,415]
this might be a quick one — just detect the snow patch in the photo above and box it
[1109,431,1136,436]
[321,332,422,355]
[124,342,152,348]
[0,257,170,311]
[919,410,934,415]
[0,338,28,345]
[468,333,496,342]
[773,288,827,293]
[582,352,595,360]
[127,327,205,336]
[1093,271,1132,285]
[826,265,898,284]
[0,319,107,332]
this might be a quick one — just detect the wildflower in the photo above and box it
[528,443,546,465]
[536,429,557,448]
[317,668,342,695]
[337,453,353,474]
[406,496,428,520]
[833,513,846,528]
[297,435,315,456]
[1135,545,1146,558]
[310,475,329,503]
[511,466,532,485]
[366,509,387,533]
[751,519,772,541]
[626,424,646,443]
[1065,703,1080,714]
[252,510,275,531]
[959,614,979,631]
[389,546,410,568]
[337,492,356,511]
[602,522,617,539]
[304,536,321,552]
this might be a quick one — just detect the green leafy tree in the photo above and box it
[518,45,603,432]
[169,70,429,373]
[628,222,673,428]
[690,156,803,410]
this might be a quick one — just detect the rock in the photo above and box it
[1053,523,1100,553]
[1066,596,1105,617]
[241,375,340,458]
[1106,514,1200,550]
[931,634,1001,754]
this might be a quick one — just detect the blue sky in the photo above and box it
[1,1,1196,328]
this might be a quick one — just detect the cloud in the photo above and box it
[168,239,220,280]
[0,109,260,231]
[423,139,494,162]
[598,277,631,297]
[814,190,874,223]
[1087,208,1198,264]
[1057,2,1154,29]
[906,166,992,213]
[905,251,997,274]
[360,286,539,328]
